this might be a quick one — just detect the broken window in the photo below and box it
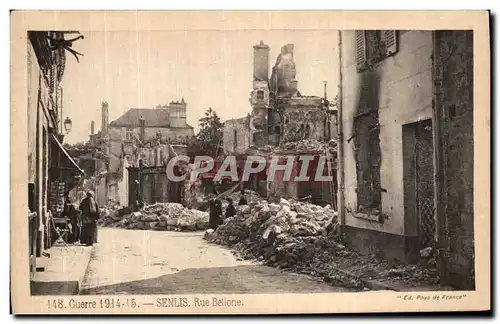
[356,30,399,72]
[126,127,135,141]
[353,71,382,213]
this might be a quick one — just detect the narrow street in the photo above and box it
[80,227,352,295]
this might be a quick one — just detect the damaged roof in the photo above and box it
[110,108,193,128]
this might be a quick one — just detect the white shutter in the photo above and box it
[355,30,367,72]
[384,30,398,56]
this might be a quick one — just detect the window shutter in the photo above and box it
[384,30,398,57]
[355,30,367,72]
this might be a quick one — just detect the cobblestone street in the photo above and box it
[80,227,353,295]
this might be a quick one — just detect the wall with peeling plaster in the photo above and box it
[341,30,433,236]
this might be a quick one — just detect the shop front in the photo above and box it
[47,133,85,247]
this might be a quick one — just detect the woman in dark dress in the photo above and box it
[238,189,248,206]
[79,191,100,246]
[209,198,223,230]
[225,198,237,219]
[63,192,80,243]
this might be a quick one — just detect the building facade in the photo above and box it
[27,31,84,277]
[108,99,194,172]
[338,30,474,289]
[83,100,193,207]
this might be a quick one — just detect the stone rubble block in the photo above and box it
[98,202,210,232]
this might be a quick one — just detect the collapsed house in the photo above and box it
[222,41,338,206]
[72,100,194,208]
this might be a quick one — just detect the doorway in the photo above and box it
[403,119,435,251]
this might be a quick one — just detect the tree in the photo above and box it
[192,107,224,158]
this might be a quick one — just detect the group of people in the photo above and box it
[208,189,248,230]
[61,186,246,243]
[61,190,101,246]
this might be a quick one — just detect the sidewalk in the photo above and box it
[31,245,94,295]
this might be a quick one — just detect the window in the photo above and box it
[256,90,264,100]
[126,127,135,141]
[325,121,331,140]
[233,129,238,151]
[356,30,398,72]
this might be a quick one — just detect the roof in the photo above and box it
[110,108,170,128]
[110,108,194,129]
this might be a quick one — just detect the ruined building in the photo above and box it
[224,41,338,155]
[338,30,474,289]
[223,41,338,205]
[249,42,338,147]
[108,98,194,171]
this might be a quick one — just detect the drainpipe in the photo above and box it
[431,31,449,285]
[337,30,346,226]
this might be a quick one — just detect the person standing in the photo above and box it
[209,198,223,230]
[238,189,248,206]
[79,191,100,246]
[63,192,80,243]
[225,197,236,219]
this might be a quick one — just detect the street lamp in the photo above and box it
[64,117,72,134]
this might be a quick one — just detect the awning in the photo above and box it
[50,134,85,175]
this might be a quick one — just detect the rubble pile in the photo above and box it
[98,203,210,232]
[206,197,439,290]
[278,139,325,152]
[207,198,341,267]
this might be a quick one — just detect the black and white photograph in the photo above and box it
[11,10,489,314]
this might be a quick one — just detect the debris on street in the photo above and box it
[206,197,440,291]
[98,203,210,232]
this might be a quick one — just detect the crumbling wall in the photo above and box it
[144,127,194,144]
[270,44,298,97]
[352,70,382,211]
[436,30,474,289]
[282,107,327,143]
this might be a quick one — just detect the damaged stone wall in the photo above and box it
[269,44,298,98]
[436,30,474,289]
[352,70,382,211]
[282,104,327,143]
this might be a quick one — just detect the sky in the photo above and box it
[61,30,339,144]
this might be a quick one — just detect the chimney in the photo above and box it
[253,40,270,82]
[139,116,145,142]
[91,120,95,135]
[101,101,109,134]
[323,81,328,100]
